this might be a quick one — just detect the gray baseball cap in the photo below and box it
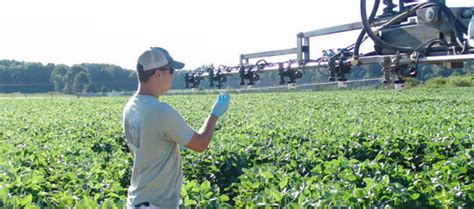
[137,47,185,71]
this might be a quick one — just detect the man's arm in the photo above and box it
[185,93,230,153]
[185,114,218,153]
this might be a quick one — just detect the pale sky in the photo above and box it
[0,0,472,70]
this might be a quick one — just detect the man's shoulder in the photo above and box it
[142,98,178,114]
[158,103,179,116]
[130,95,165,107]
[124,95,180,117]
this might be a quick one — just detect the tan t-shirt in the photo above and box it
[122,95,194,208]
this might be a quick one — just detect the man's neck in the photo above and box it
[137,83,161,98]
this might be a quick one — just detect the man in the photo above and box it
[122,47,230,209]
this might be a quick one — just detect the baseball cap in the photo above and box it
[137,47,185,71]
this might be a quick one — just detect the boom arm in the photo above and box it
[184,0,474,90]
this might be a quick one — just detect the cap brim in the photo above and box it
[170,60,185,69]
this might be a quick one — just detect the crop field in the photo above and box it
[1,87,473,208]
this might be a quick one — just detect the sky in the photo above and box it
[0,0,472,71]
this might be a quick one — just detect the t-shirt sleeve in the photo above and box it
[162,105,195,145]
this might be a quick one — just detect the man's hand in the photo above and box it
[210,93,230,118]
[186,93,230,153]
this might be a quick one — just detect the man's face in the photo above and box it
[158,66,174,92]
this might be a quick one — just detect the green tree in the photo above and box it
[51,65,69,92]
[100,85,109,92]
[72,71,92,93]
[63,65,87,93]
[85,84,97,93]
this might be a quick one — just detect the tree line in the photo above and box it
[0,60,137,93]
[0,59,472,94]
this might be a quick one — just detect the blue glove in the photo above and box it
[210,93,230,118]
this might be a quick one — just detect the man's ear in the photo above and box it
[154,69,162,78]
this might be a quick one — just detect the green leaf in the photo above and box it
[0,186,8,197]
[201,181,211,190]
[20,194,33,206]
[259,171,273,179]
[364,178,376,188]
[181,185,188,196]
[410,193,420,200]
[468,192,474,201]
[184,196,197,206]
[220,194,230,202]
[191,182,200,193]
[279,177,288,189]
[298,194,306,205]
[76,196,96,209]
[100,199,116,209]
[270,188,282,202]
[382,175,390,184]
[346,174,357,182]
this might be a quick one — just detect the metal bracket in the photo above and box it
[394,82,405,91]
[207,66,227,89]
[337,81,348,88]
[184,72,202,89]
[278,62,303,84]
[239,66,260,86]
[288,83,296,89]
